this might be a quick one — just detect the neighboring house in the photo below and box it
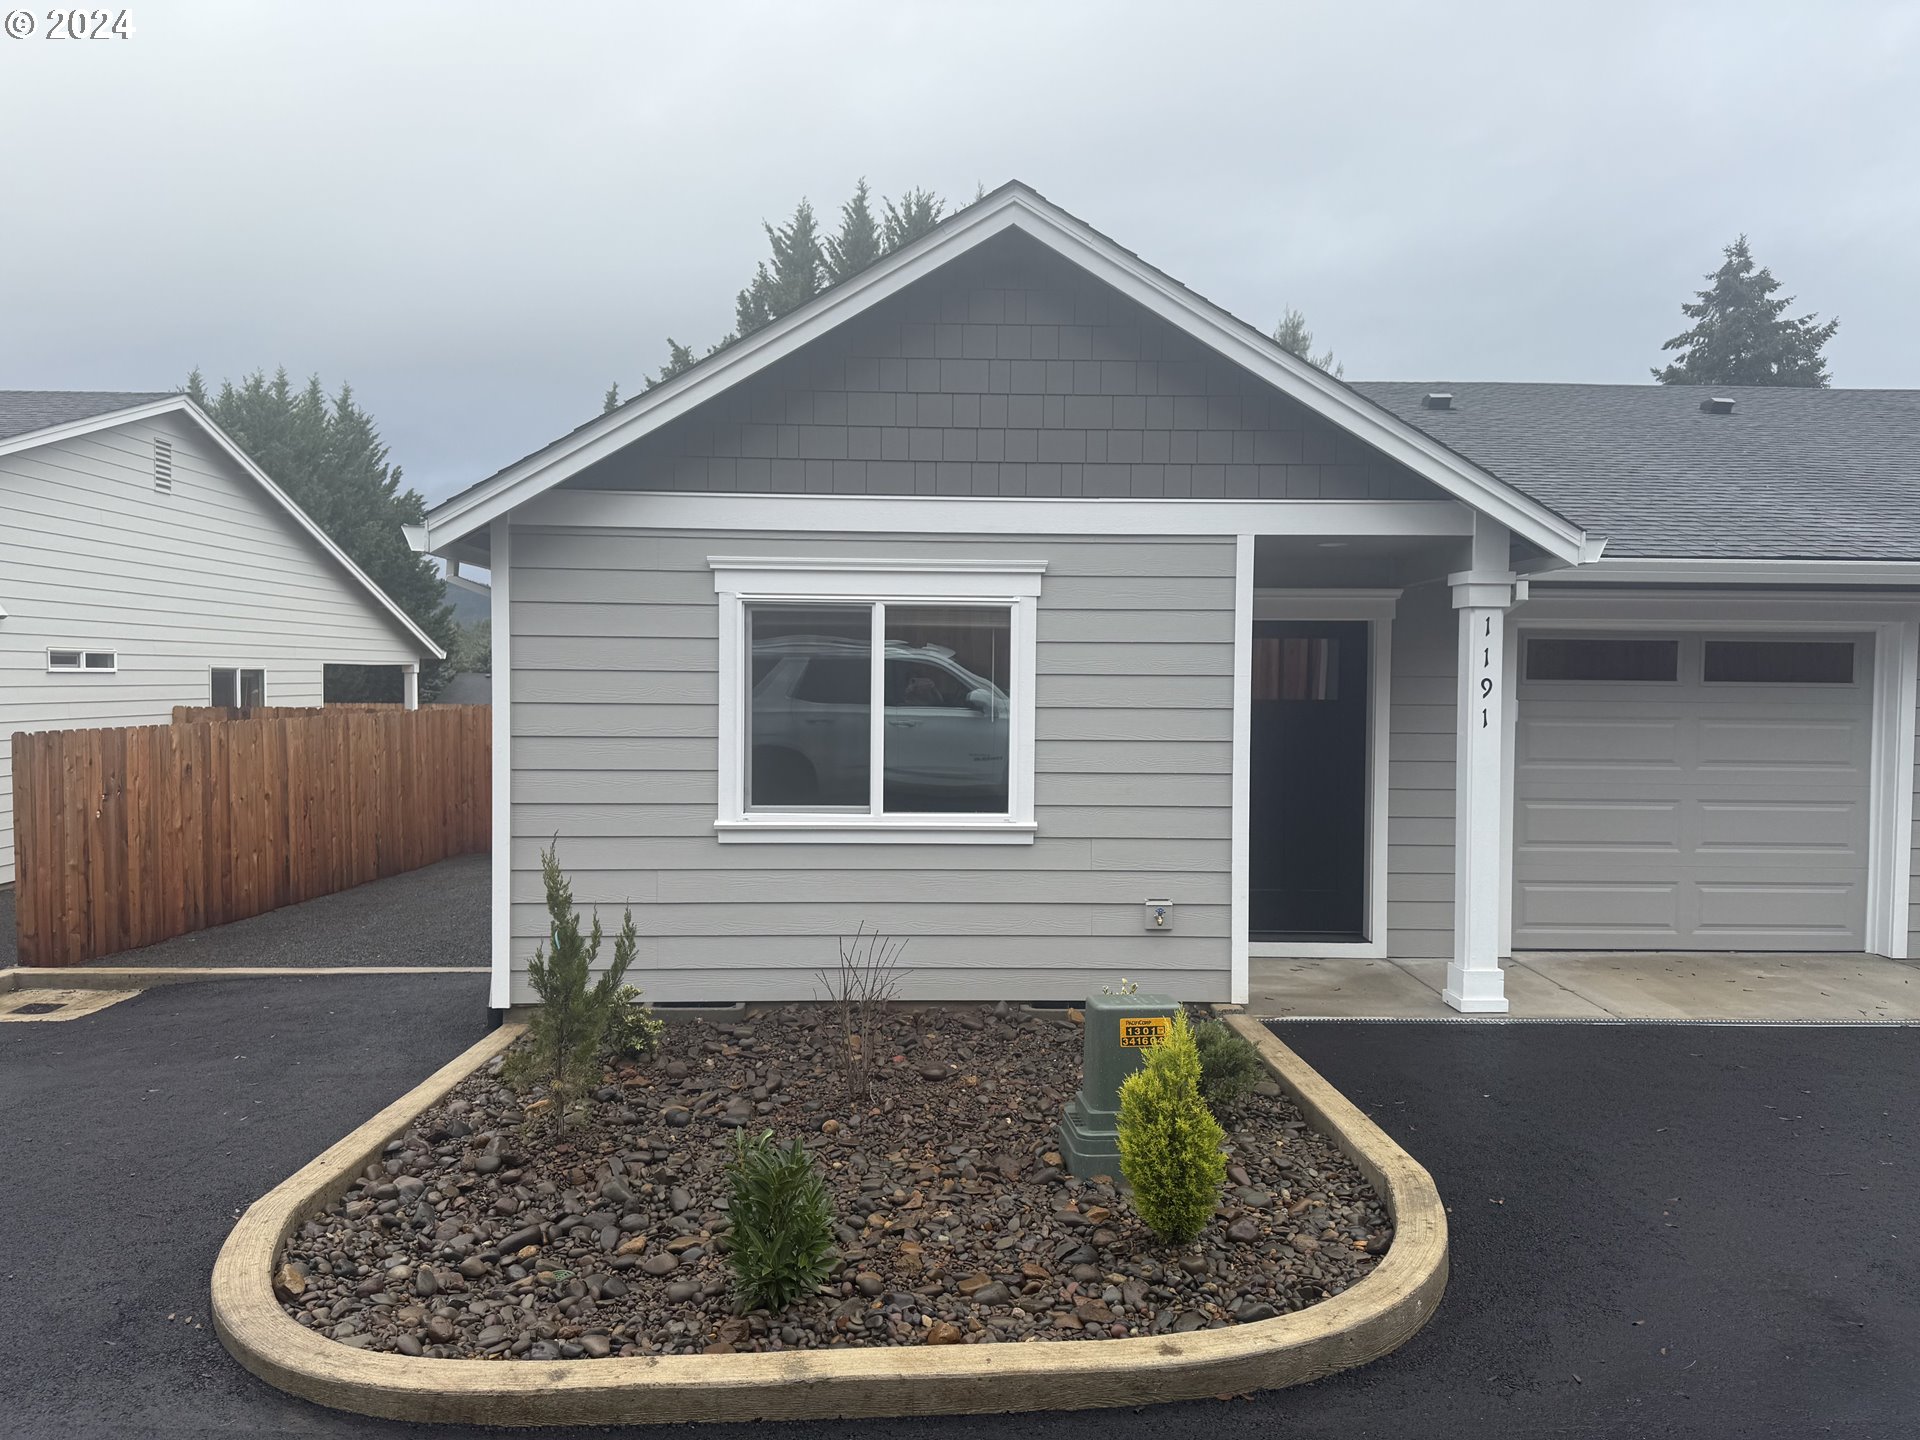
[410,182,1920,1015]
[0,390,445,883]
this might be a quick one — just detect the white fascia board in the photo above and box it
[1,397,444,659]
[514,488,1476,539]
[1534,556,1920,586]
[420,187,1589,564]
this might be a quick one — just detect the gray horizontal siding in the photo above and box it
[567,232,1442,505]
[509,527,1236,1003]
[1387,581,1457,959]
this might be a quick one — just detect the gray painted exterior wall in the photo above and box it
[507,527,1236,1005]
[1386,581,1457,958]
[567,233,1441,505]
[0,411,426,882]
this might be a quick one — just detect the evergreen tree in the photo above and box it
[881,187,945,253]
[735,199,826,337]
[823,178,883,284]
[645,337,702,391]
[1654,236,1838,387]
[1272,307,1341,377]
[188,368,456,699]
[602,382,620,413]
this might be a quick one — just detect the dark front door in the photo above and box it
[1249,620,1370,940]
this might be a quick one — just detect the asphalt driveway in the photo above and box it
[2,985,1915,1438]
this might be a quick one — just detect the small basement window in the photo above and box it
[1704,640,1855,685]
[211,667,267,707]
[47,649,117,673]
[1526,637,1679,683]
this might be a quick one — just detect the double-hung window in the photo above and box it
[710,557,1043,843]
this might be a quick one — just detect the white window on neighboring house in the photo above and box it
[211,667,267,707]
[709,557,1044,844]
[47,648,117,673]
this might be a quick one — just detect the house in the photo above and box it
[409,182,1920,1015]
[0,390,445,883]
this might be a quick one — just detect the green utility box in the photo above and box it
[1059,991,1180,1179]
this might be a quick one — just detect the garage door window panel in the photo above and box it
[1526,637,1679,683]
[1704,640,1855,685]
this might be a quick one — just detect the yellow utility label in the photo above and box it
[1118,1015,1171,1048]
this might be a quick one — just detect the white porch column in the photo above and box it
[402,662,420,711]
[1446,526,1518,1013]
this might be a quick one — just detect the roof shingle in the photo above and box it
[0,390,178,444]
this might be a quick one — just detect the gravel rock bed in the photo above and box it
[274,1005,1392,1357]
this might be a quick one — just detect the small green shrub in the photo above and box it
[1192,1017,1263,1118]
[603,984,665,1061]
[503,842,638,1130]
[1116,1009,1226,1244]
[725,1129,838,1313]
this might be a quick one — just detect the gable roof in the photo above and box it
[1356,382,1920,562]
[419,182,1596,565]
[0,390,177,442]
[0,392,444,658]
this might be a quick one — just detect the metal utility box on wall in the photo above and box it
[1058,991,1180,1178]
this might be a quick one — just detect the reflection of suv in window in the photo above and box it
[749,635,1010,812]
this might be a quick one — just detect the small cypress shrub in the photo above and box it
[1116,1010,1226,1244]
[503,843,638,1130]
[603,984,666,1061]
[725,1129,838,1313]
[1192,1017,1264,1118]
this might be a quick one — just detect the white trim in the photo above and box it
[710,557,1041,846]
[420,186,1589,564]
[518,489,1476,540]
[1535,557,1920,587]
[45,647,118,674]
[1244,588,1399,960]
[1229,537,1254,1004]
[1447,529,1516,1013]
[489,519,512,1010]
[402,662,420,711]
[1508,589,1920,961]
[0,396,444,660]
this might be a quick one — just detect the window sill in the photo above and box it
[714,818,1038,846]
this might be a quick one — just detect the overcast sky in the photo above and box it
[5,1,1916,503]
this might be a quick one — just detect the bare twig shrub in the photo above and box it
[816,925,909,1102]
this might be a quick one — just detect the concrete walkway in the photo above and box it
[1251,951,1920,1021]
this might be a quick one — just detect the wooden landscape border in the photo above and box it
[210,1013,1447,1426]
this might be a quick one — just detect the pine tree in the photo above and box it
[1272,307,1341,377]
[645,337,702,391]
[189,369,456,698]
[823,178,883,284]
[735,199,826,337]
[602,382,620,413]
[1654,236,1838,387]
[881,187,945,253]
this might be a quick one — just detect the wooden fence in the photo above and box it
[11,705,489,967]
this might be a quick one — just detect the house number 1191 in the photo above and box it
[1480,615,1494,728]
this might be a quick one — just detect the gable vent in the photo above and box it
[1421,392,1453,411]
[152,437,174,493]
[1700,396,1736,416]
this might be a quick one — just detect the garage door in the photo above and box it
[1513,633,1873,951]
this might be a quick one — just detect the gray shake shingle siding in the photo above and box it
[1357,381,1920,561]
[566,233,1442,503]
[509,528,1238,1005]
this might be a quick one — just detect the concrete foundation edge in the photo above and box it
[210,1012,1448,1426]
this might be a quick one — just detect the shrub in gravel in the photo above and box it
[504,842,638,1129]
[1193,1017,1263,1118]
[603,983,666,1061]
[725,1128,838,1313]
[1116,1010,1226,1244]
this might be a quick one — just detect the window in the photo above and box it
[1704,639,1854,685]
[1526,637,1679,683]
[46,649,117,673]
[712,557,1043,843]
[211,667,267,707]
[1253,636,1341,701]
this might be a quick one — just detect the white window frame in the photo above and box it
[210,665,268,708]
[709,557,1044,844]
[1243,589,1399,960]
[46,648,118,674]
